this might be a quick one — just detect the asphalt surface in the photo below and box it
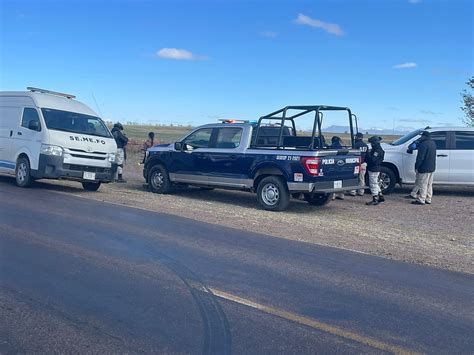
[0,180,473,354]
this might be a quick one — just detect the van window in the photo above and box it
[216,128,242,148]
[41,108,111,138]
[430,131,447,150]
[454,131,474,150]
[21,108,41,131]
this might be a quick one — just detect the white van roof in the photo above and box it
[0,89,99,117]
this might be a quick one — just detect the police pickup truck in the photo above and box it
[144,106,362,211]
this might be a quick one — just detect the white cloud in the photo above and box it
[294,13,345,36]
[393,62,417,69]
[157,48,194,60]
[408,0,422,4]
[261,31,278,38]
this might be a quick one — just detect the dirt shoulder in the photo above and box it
[27,172,474,275]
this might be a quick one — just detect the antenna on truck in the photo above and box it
[27,87,76,99]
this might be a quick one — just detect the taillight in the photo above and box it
[301,157,321,176]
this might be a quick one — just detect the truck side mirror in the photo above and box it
[174,142,182,151]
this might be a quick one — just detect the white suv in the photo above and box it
[376,127,474,193]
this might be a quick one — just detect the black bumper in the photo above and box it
[313,177,360,193]
[31,154,116,183]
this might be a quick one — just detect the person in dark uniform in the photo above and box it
[349,132,368,196]
[412,131,436,205]
[330,136,345,200]
[111,122,128,183]
[365,136,385,205]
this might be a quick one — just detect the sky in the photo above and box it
[0,0,472,131]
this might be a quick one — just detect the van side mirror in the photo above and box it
[174,142,182,151]
[28,120,40,131]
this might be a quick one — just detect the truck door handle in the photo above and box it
[10,130,13,137]
[437,154,448,157]
[17,132,22,136]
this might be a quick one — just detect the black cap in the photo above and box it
[355,132,364,139]
[368,136,381,144]
[421,130,430,137]
[114,122,123,130]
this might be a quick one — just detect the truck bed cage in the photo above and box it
[252,105,355,150]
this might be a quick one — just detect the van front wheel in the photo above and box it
[82,181,101,191]
[15,157,32,187]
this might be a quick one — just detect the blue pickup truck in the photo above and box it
[144,106,362,211]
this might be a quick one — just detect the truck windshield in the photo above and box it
[41,108,112,138]
[390,129,422,146]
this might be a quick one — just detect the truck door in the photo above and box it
[204,127,253,186]
[11,107,44,171]
[169,128,214,183]
[449,131,474,183]
[430,131,450,183]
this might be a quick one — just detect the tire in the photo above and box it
[15,156,32,187]
[378,166,397,194]
[303,193,331,206]
[148,165,173,194]
[257,176,290,211]
[82,181,101,191]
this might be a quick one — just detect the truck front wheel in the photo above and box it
[148,165,173,194]
[378,166,397,194]
[304,193,331,206]
[257,176,290,211]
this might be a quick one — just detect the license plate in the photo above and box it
[83,171,96,180]
[334,180,342,189]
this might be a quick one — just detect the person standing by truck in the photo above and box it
[142,131,155,164]
[411,131,436,205]
[349,132,368,196]
[365,136,385,205]
[330,136,345,200]
[111,122,128,183]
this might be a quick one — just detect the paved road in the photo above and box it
[1,180,473,354]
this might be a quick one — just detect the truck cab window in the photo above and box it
[21,108,41,131]
[184,128,213,148]
[430,132,447,150]
[454,131,474,150]
[216,128,242,148]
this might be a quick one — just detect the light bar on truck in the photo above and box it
[218,119,249,124]
[27,87,76,99]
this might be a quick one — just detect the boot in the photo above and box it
[378,193,385,203]
[366,196,379,206]
[117,174,127,183]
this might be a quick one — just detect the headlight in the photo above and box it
[107,153,116,163]
[41,144,63,156]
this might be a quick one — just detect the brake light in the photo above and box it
[301,157,321,176]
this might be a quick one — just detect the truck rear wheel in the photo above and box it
[15,157,32,187]
[257,176,290,211]
[304,193,331,206]
[82,181,101,191]
[148,165,173,194]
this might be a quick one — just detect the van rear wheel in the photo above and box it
[82,181,101,191]
[15,157,32,187]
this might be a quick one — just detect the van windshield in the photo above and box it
[41,108,112,138]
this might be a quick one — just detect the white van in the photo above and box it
[0,87,117,191]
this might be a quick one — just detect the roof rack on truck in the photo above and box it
[27,87,76,99]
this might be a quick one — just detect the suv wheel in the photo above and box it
[257,176,290,211]
[148,165,173,194]
[15,157,32,187]
[304,193,331,206]
[378,166,396,194]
